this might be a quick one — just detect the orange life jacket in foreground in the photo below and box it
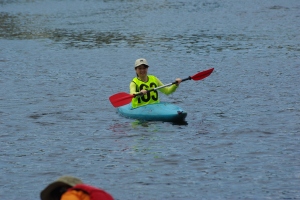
[69,184,114,200]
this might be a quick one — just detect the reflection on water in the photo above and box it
[131,120,152,128]
[0,12,250,50]
[131,120,188,127]
[1,6,299,54]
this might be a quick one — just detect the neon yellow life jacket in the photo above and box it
[131,75,159,108]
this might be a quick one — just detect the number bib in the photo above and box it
[131,75,160,108]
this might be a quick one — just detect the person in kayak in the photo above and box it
[40,175,114,200]
[130,58,182,108]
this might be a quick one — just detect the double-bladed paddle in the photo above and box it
[109,68,214,108]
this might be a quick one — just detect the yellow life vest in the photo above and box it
[131,75,160,108]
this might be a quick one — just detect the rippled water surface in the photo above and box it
[1,0,299,199]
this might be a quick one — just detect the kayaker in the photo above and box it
[40,175,114,200]
[130,58,182,108]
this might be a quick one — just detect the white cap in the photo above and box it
[135,58,149,68]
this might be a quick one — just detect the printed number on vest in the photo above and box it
[138,83,158,103]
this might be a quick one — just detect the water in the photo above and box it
[1,0,299,199]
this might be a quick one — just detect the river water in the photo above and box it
[0,0,299,199]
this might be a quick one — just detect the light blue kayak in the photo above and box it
[117,102,187,122]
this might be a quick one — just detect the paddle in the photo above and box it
[109,68,214,108]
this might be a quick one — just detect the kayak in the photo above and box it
[117,102,187,122]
